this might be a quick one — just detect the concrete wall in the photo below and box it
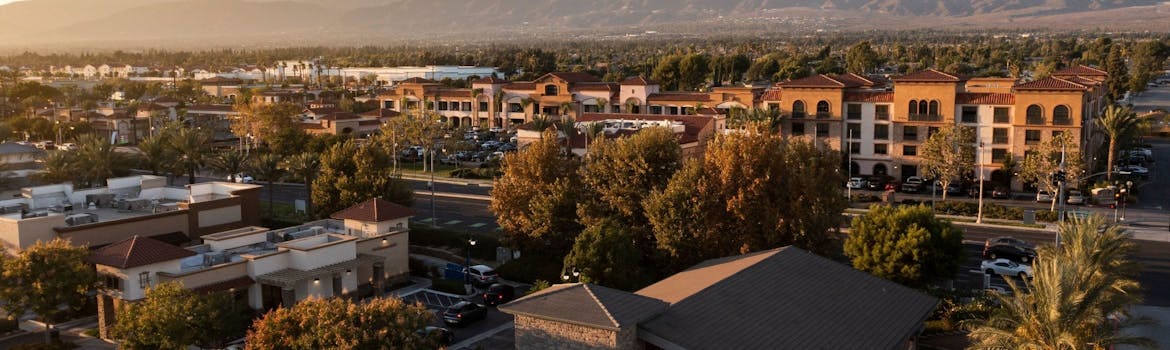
[157,260,249,291]
[57,211,189,248]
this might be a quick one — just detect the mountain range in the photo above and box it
[1,0,1168,48]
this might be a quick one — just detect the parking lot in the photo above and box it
[954,242,1022,293]
[399,288,515,348]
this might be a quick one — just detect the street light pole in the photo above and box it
[465,237,477,293]
[430,148,436,228]
[977,140,986,223]
[846,129,853,201]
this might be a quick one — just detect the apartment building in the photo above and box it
[88,197,415,340]
[0,175,261,253]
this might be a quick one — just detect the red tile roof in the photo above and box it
[893,69,965,83]
[955,93,1015,105]
[833,73,875,87]
[88,235,196,269]
[777,74,847,88]
[504,82,536,91]
[330,198,417,222]
[647,93,712,102]
[542,72,600,84]
[399,77,436,84]
[360,108,400,118]
[435,89,471,98]
[1065,76,1102,86]
[843,91,894,103]
[1052,64,1108,77]
[761,89,782,101]
[574,82,618,92]
[621,76,659,86]
[472,76,510,84]
[1013,77,1087,91]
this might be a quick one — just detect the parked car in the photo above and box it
[58,143,77,151]
[417,326,454,346]
[489,127,504,133]
[1121,165,1149,178]
[1066,190,1085,205]
[867,175,894,191]
[1036,190,1053,203]
[443,301,488,326]
[847,177,868,190]
[481,283,515,306]
[466,264,499,286]
[991,186,1011,199]
[227,174,254,183]
[985,236,1034,250]
[945,182,963,196]
[900,176,924,193]
[982,258,1033,279]
[983,243,1037,264]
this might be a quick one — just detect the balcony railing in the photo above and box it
[908,114,943,122]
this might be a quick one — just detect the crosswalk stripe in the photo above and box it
[444,220,463,225]
[469,223,486,228]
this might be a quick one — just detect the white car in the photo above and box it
[228,174,254,183]
[465,264,499,286]
[1066,190,1085,205]
[982,258,1032,279]
[1036,190,1053,202]
[847,177,868,189]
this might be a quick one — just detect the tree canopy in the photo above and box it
[843,204,965,289]
[111,282,251,349]
[245,296,435,350]
[0,239,98,344]
[918,124,975,200]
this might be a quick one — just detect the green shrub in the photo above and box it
[429,278,469,295]
[1036,210,1059,222]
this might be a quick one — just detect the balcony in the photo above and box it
[908,114,943,122]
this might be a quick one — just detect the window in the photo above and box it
[846,104,861,120]
[384,100,395,109]
[768,103,780,111]
[875,105,890,120]
[992,128,1009,144]
[681,107,694,115]
[479,102,489,112]
[649,105,663,115]
[992,148,1008,162]
[791,122,805,136]
[544,85,559,96]
[903,145,918,156]
[993,107,1009,123]
[792,101,806,119]
[509,103,522,113]
[103,274,122,290]
[583,104,600,113]
[1026,104,1044,125]
[816,123,830,137]
[961,106,978,123]
[903,126,918,141]
[462,102,472,112]
[1053,105,1071,125]
[668,106,680,115]
[1025,130,1041,144]
[874,125,889,140]
[816,101,831,118]
[437,101,448,111]
[874,144,888,155]
[139,271,151,289]
[928,100,940,116]
[849,142,861,154]
[846,123,861,139]
[909,100,919,115]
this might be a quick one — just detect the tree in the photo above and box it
[246,296,435,350]
[919,124,975,200]
[0,239,99,344]
[313,140,412,218]
[678,54,711,91]
[209,149,248,183]
[563,219,647,291]
[1104,45,1130,102]
[491,129,582,258]
[966,216,1153,349]
[169,126,214,184]
[1096,105,1143,181]
[845,41,881,73]
[249,153,285,217]
[111,282,250,349]
[1018,133,1084,211]
[136,133,176,176]
[843,204,965,289]
[645,132,847,271]
[231,102,301,153]
[40,133,133,188]
[281,152,320,216]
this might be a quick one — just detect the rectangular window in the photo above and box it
[846,104,861,120]
[667,106,680,115]
[874,124,889,140]
[816,123,830,137]
[961,106,978,123]
[846,123,861,139]
[875,105,890,120]
[874,144,888,155]
[139,271,151,289]
[791,123,805,136]
[768,103,780,111]
[649,105,663,115]
[583,104,599,113]
[992,128,1009,144]
[1025,130,1041,145]
[104,274,122,290]
[992,148,1008,162]
[903,145,918,156]
[479,102,488,112]
[437,101,448,111]
[384,100,395,109]
[462,102,472,111]
[509,103,522,113]
[903,126,918,141]
[849,142,860,154]
[994,107,1010,123]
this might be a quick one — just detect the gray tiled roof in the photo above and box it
[636,247,939,350]
[0,142,40,155]
[498,283,668,331]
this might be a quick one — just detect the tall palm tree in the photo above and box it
[72,133,132,188]
[280,152,320,217]
[966,216,1153,349]
[248,153,285,217]
[471,88,484,127]
[168,127,213,185]
[520,98,534,122]
[559,101,574,118]
[209,150,248,183]
[136,135,175,176]
[1095,105,1142,181]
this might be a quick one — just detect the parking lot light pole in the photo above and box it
[430,148,436,228]
[465,237,476,293]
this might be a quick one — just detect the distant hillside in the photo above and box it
[0,0,1167,48]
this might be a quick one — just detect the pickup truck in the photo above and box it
[901,176,924,193]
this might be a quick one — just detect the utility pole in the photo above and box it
[1056,142,1067,246]
[846,129,853,201]
[977,139,986,223]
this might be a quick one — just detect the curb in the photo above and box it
[413,191,491,201]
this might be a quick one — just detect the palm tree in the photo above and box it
[471,88,484,127]
[624,99,638,114]
[520,98,534,122]
[1095,105,1142,181]
[209,150,248,183]
[966,216,1154,349]
[493,89,507,129]
[72,134,132,188]
[136,135,175,176]
[559,101,573,118]
[168,127,213,185]
[248,153,285,217]
[595,98,608,114]
[280,152,320,217]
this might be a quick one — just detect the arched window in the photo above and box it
[816,100,831,118]
[1053,105,1071,125]
[918,100,928,115]
[792,100,806,118]
[873,163,888,175]
[909,100,919,115]
[928,100,939,116]
[544,84,559,96]
[1026,104,1044,125]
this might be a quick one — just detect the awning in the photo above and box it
[256,254,385,289]
[191,276,255,293]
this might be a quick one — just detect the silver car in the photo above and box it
[1066,190,1085,205]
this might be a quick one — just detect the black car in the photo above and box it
[442,301,487,326]
[866,175,894,191]
[982,243,1037,264]
[417,326,454,346]
[481,283,515,306]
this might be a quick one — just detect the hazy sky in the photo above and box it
[0,0,24,5]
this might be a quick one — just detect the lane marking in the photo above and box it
[468,223,486,228]
[445,220,463,225]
